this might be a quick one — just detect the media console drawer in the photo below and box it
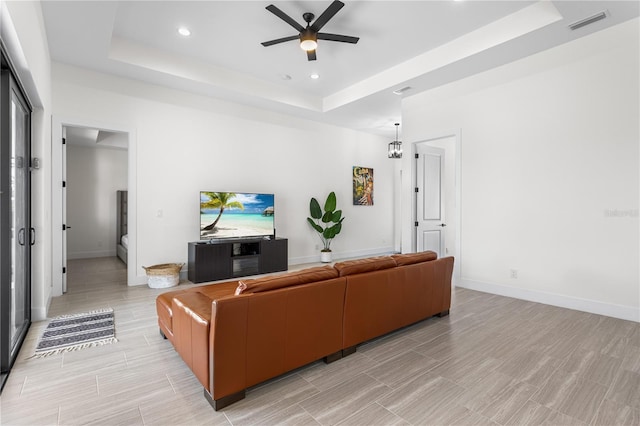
[188,238,288,283]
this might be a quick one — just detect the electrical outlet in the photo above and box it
[510,269,518,279]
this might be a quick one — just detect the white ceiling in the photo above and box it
[41,1,639,139]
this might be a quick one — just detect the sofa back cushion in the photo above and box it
[236,265,338,294]
[333,256,397,277]
[391,251,437,266]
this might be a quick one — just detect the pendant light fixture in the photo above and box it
[388,123,402,159]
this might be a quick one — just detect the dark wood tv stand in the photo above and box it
[188,238,288,283]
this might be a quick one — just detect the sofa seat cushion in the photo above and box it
[333,256,397,276]
[237,266,338,294]
[392,251,437,266]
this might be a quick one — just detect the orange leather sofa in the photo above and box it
[156,251,454,410]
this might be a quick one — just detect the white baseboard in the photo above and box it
[32,306,48,322]
[131,275,148,286]
[458,279,639,323]
[289,246,396,266]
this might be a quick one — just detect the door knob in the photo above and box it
[438,223,447,227]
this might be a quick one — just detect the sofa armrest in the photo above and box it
[172,292,213,390]
[438,256,455,311]
[156,289,190,344]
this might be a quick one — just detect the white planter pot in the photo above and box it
[320,251,332,263]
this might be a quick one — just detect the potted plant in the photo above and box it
[307,191,345,263]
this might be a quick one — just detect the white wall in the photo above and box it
[66,145,128,259]
[52,63,394,285]
[402,19,639,321]
[2,0,52,321]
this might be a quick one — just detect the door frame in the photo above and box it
[410,130,462,285]
[51,116,137,297]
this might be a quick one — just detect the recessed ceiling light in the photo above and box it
[310,73,320,79]
[177,27,191,37]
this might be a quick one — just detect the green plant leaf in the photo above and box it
[307,217,323,233]
[310,198,322,219]
[323,227,335,239]
[332,210,342,222]
[327,222,343,239]
[333,222,342,235]
[322,211,334,223]
[324,191,336,213]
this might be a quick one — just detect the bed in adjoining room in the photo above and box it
[117,190,128,264]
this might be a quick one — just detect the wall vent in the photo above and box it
[393,86,412,96]
[568,11,607,31]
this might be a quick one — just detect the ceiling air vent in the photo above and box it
[393,86,412,96]
[568,11,607,31]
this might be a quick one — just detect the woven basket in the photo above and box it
[142,263,184,276]
[143,263,184,288]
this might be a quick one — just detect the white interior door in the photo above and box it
[416,145,446,257]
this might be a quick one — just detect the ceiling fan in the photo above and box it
[261,0,360,61]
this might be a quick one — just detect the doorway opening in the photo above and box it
[64,126,128,292]
[51,117,136,298]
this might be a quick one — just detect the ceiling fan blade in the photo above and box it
[266,4,304,32]
[307,49,317,61]
[317,33,359,44]
[261,35,300,47]
[310,0,344,32]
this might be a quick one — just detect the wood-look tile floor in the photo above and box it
[1,257,639,425]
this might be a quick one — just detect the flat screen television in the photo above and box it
[200,191,275,240]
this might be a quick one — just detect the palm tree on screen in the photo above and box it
[201,192,244,231]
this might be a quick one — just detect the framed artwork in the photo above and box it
[353,166,373,206]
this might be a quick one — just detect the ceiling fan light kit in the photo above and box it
[262,0,359,61]
[300,29,318,51]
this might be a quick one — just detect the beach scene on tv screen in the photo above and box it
[200,192,274,239]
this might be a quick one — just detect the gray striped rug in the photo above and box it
[32,308,117,358]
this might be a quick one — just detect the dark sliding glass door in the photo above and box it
[0,53,32,391]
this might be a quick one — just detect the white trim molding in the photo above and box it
[458,278,640,323]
